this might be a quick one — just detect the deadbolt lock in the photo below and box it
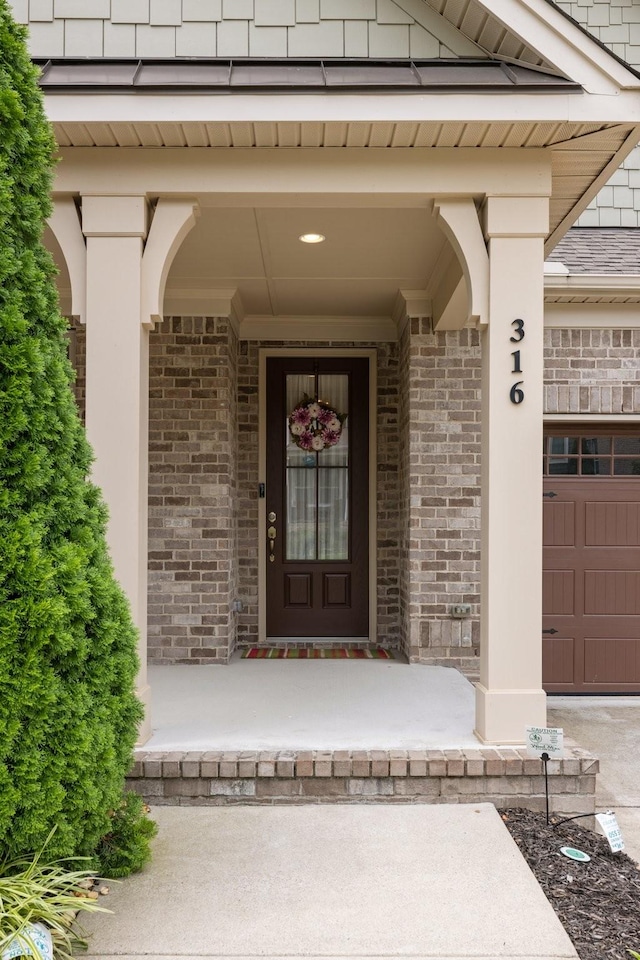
[268,511,276,523]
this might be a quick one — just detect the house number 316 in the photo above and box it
[509,318,525,404]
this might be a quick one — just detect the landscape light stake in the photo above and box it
[541,751,550,824]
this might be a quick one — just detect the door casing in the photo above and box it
[258,348,377,643]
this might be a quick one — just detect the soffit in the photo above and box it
[545,294,640,303]
[425,0,553,68]
[49,117,633,238]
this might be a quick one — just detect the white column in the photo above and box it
[82,196,151,744]
[475,196,549,744]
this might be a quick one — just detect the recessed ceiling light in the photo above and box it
[299,233,325,243]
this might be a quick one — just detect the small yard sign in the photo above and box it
[596,812,625,852]
[1,923,53,960]
[525,725,564,758]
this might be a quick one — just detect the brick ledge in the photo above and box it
[129,746,599,780]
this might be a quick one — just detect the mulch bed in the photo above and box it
[501,808,640,960]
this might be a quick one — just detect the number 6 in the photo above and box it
[510,381,524,404]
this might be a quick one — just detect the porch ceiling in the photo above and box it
[160,205,444,320]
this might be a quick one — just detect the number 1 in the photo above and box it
[511,350,522,374]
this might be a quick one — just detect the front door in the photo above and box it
[265,356,369,639]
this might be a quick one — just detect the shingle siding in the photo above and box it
[555,2,640,228]
[10,0,477,58]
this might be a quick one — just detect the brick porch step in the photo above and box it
[127,745,598,817]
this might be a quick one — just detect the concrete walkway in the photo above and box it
[548,697,640,864]
[84,803,577,960]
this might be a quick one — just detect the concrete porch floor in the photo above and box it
[143,660,483,751]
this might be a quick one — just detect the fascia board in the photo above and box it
[464,0,640,93]
[53,145,552,198]
[43,90,640,125]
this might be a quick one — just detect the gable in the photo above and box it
[13,0,486,60]
[425,0,555,69]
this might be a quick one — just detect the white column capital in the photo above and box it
[483,196,549,239]
[393,289,431,337]
[82,195,148,238]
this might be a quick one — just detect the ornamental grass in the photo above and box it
[0,831,110,960]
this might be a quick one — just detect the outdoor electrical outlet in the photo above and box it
[232,600,243,613]
[450,604,471,618]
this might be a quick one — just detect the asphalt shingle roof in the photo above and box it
[548,228,640,275]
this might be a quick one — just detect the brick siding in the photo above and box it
[401,322,482,671]
[544,328,640,414]
[127,745,598,818]
[67,318,639,667]
[147,316,239,664]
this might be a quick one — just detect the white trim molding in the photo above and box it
[470,0,640,94]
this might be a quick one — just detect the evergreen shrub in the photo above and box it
[0,0,143,861]
[94,792,158,879]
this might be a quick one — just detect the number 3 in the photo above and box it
[510,318,525,342]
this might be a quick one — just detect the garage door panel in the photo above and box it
[543,636,575,686]
[543,570,574,615]
[543,434,640,693]
[585,501,640,546]
[584,637,640,685]
[584,571,640,615]
[543,501,575,546]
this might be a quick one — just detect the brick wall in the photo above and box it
[68,319,639,668]
[402,322,482,671]
[128,745,598,818]
[11,0,477,59]
[69,321,85,421]
[544,328,640,414]
[236,340,401,650]
[148,316,239,664]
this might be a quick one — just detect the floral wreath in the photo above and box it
[288,395,347,452]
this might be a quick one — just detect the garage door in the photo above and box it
[543,429,640,693]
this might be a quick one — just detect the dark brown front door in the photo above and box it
[543,429,640,693]
[266,356,369,639]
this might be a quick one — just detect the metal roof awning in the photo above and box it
[36,58,580,93]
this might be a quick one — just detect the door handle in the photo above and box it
[267,523,276,562]
[542,628,558,635]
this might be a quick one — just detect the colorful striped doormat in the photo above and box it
[241,647,392,659]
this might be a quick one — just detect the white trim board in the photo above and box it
[544,414,640,422]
